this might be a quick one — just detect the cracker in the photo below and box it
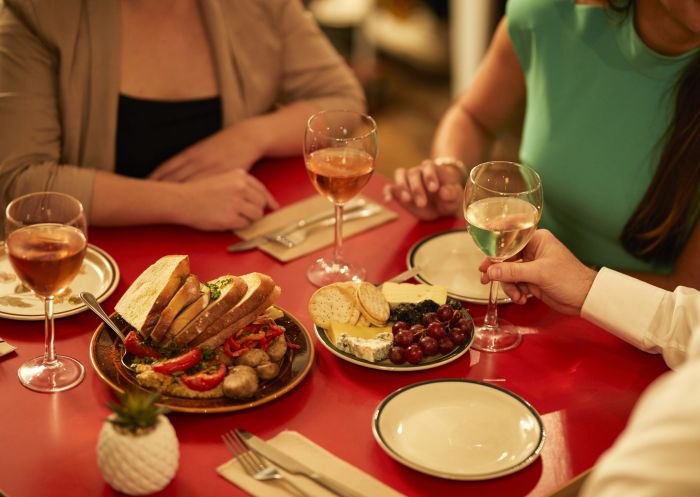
[356,282,390,324]
[308,285,356,328]
[356,314,370,327]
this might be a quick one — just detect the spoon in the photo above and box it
[80,292,136,372]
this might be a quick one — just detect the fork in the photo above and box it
[222,430,311,497]
[274,203,382,248]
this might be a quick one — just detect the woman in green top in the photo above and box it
[386,0,700,291]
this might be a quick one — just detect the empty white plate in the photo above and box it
[407,230,509,304]
[372,379,545,480]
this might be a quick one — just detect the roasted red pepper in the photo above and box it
[180,361,227,391]
[152,348,202,374]
[124,331,163,359]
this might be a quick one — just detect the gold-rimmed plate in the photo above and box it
[89,307,314,413]
[0,243,120,320]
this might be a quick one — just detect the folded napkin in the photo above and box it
[217,430,407,497]
[234,195,397,262]
[0,337,16,358]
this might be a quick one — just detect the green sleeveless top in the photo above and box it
[506,0,698,272]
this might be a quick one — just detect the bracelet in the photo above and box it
[432,157,468,185]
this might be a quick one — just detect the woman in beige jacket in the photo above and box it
[0,0,365,230]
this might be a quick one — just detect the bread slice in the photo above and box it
[198,285,281,350]
[173,275,248,347]
[188,272,276,347]
[115,255,190,337]
[149,274,201,343]
[159,283,211,344]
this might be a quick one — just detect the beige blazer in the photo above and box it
[0,0,365,218]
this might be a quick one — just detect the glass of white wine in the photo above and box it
[463,161,542,352]
[304,109,377,287]
[5,192,88,392]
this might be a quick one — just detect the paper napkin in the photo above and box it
[217,430,406,497]
[0,338,16,358]
[233,195,397,262]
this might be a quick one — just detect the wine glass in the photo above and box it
[5,192,88,392]
[463,161,542,352]
[304,109,377,286]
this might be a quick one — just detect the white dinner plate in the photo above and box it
[0,243,120,320]
[373,379,545,480]
[407,230,509,304]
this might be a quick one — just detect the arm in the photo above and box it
[149,0,365,182]
[386,18,526,220]
[627,217,700,291]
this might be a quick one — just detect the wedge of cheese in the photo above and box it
[327,321,391,345]
[381,282,447,305]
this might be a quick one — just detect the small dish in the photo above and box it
[407,230,509,304]
[314,324,473,372]
[89,307,314,413]
[0,243,120,320]
[373,379,545,480]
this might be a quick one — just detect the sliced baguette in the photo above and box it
[198,285,281,350]
[150,274,201,343]
[160,283,211,344]
[115,255,190,337]
[173,275,248,347]
[188,272,275,347]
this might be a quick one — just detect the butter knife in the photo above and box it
[227,197,367,252]
[237,429,366,497]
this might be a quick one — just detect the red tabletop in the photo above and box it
[0,158,668,497]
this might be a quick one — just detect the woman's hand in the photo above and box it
[177,169,278,230]
[149,125,263,182]
[384,159,463,220]
[479,229,597,315]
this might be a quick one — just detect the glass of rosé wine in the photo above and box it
[463,161,542,352]
[5,192,88,392]
[304,109,377,286]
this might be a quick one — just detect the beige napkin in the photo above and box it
[234,195,397,262]
[217,430,406,497]
[0,338,16,358]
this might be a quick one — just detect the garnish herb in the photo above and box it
[205,277,233,300]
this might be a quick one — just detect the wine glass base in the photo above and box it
[307,256,366,287]
[471,318,522,352]
[18,354,85,393]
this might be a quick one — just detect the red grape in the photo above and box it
[454,318,473,333]
[436,304,454,322]
[419,336,438,356]
[394,330,414,348]
[448,329,467,345]
[388,346,406,364]
[422,312,440,327]
[392,321,409,335]
[409,324,425,341]
[426,321,446,340]
[405,344,424,364]
[438,337,455,354]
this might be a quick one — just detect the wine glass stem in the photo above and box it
[43,296,58,366]
[333,203,344,263]
[483,280,499,329]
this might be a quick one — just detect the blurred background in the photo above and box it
[306,0,509,177]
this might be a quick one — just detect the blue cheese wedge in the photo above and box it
[335,332,393,362]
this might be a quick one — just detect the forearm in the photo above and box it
[431,102,496,171]
[91,171,186,226]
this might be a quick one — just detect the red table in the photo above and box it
[0,158,668,497]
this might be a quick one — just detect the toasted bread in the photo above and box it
[188,272,276,347]
[150,274,201,343]
[173,275,248,347]
[198,285,281,349]
[160,283,211,344]
[115,255,190,337]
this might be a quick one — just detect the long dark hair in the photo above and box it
[609,0,700,265]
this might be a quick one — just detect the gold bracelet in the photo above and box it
[432,157,468,185]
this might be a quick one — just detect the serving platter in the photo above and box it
[373,379,545,479]
[89,307,314,413]
[0,243,119,320]
[314,323,473,372]
[407,230,510,304]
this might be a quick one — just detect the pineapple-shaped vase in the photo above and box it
[97,389,179,495]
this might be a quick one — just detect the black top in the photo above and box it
[115,94,222,178]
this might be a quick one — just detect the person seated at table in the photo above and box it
[384,0,700,291]
[0,0,365,232]
[480,228,700,496]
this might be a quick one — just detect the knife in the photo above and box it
[227,197,367,252]
[237,429,367,497]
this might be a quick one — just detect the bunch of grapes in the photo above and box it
[388,304,473,365]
